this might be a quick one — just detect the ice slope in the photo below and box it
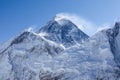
[38,17,89,47]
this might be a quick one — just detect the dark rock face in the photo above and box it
[106,22,120,67]
[11,31,36,45]
[38,19,89,47]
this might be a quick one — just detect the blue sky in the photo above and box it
[0,0,120,43]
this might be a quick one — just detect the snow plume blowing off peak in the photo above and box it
[55,13,98,36]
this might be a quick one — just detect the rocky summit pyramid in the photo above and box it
[38,16,89,47]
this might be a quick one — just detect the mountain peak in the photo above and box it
[38,17,89,47]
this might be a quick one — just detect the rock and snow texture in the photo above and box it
[107,22,120,67]
[38,17,89,47]
[0,30,65,80]
[0,16,120,80]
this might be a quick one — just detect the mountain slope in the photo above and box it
[56,29,116,80]
[0,30,64,80]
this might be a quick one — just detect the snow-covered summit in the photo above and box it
[38,18,89,47]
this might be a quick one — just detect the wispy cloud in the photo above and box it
[97,23,111,32]
[56,13,98,36]
[26,25,38,32]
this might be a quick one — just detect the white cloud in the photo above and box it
[27,27,34,31]
[55,13,98,36]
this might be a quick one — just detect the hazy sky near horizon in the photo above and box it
[1,0,120,43]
